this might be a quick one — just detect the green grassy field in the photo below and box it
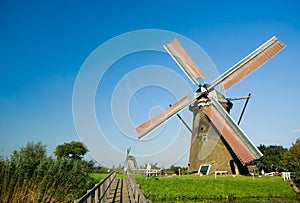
[90,173,110,182]
[134,175,298,202]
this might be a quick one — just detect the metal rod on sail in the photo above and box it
[169,104,192,133]
[227,95,251,101]
[238,93,251,125]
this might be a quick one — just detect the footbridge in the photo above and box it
[74,171,150,203]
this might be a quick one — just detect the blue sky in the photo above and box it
[1,1,300,167]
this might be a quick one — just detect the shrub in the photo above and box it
[0,142,96,203]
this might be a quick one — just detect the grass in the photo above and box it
[90,173,125,182]
[134,175,298,202]
[90,173,111,182]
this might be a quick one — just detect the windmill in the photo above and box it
[135,36,285,175]
[124,147,138,171]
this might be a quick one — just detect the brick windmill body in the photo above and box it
[188,91,247,175]
[135,37,285,175]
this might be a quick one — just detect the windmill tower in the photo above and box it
[188,91,239,174]
[135,37,285,175]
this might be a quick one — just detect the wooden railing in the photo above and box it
[74,171,116,203]
[126,171,150,203]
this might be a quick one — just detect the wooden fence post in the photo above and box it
[95,187,99,202]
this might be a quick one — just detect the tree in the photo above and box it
[11,141,47,163]
[284,139,300,184]
[9,141,47,179]
[251,144,287,172]
[167,165,188,175]
[55,141,88,160]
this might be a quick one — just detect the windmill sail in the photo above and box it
[127,147,131,157]
[209,36,285,91]
[203,95,262,164]
[164,39,205,86]
[136,96,195,139]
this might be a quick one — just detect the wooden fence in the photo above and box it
[126,171,150,203]
[74,170,116,203]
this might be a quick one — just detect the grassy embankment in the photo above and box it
[134,175,297,202]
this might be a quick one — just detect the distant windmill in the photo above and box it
[135,37,285,175]
[124,147,138,171]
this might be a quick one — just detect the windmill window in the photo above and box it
[202,135,207,142]
[198,164,211,175]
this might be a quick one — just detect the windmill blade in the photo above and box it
[164,38,205,86]
[136,96,195,139]
[203,94,262,164]
[209,36,285,91]
[127,146,131,156]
